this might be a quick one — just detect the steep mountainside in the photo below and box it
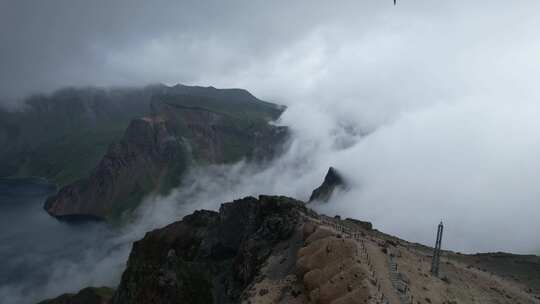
[0,84,284,188]
[112,195,308,304]
[43,85,287,220]
[41,194,540,304]
[0,86,157,187]
[43,115,187,219]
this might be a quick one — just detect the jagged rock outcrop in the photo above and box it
[111,195,307,304]
[309,167,347,203]
[43,86,287,220]
[44,116,186,219]
[37,287,114,304]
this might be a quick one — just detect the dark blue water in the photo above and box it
[0,178,120,304]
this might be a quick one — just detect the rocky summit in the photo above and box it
[112,195,308,304]
[41,195,540,304]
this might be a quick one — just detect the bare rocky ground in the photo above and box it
[242,212,540,304]
[40,196,540,304]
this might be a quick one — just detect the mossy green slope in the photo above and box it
[39,84,287,220]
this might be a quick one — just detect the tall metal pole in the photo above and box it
[431,221,444,277]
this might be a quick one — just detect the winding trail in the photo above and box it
[303,212,540,304]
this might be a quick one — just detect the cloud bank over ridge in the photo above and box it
[2,0,540,252]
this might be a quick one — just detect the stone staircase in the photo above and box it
[388,253,413,304]
[319,215,390,304]
[316,214,419,304]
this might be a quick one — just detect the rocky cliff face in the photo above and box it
[0,83,285,187]
[44,86,287,220]
[108,198,540,304]
[44,116,186,219]
[309,167,347,203]
[112,195,308,304]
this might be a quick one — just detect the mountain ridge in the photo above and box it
[38,193,540,304]
[0,84,284,187]
[39,84,287,220]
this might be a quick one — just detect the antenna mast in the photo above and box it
[430,221,444,277]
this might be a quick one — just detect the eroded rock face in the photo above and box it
[44,116,186,220]
[111,195,306,304]
[309,167,347,203]
[44,89,288,220]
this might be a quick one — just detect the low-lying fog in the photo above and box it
[2,100,540,303]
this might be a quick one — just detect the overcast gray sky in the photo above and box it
[0,0,378,100]
[2,0,537,104]
[2,0,540,252]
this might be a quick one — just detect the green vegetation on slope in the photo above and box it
[10,123,128,187]
[0,86,155,186]
[39,84,287,220]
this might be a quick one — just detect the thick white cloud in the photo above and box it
[3,0,540,252]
